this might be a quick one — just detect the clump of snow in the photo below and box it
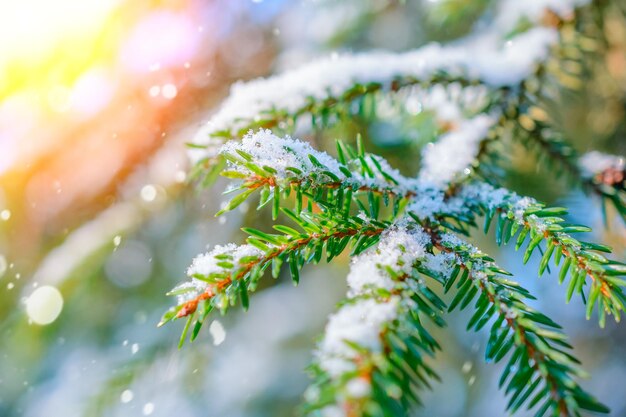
[319,405,346,417]
[405,185,449,220]
[346,261,395,297]
[526,214,548,233]
[511,196,536,224]
[345,377,371,398]
[176,243,263,303]
[466,28,557,86]
[456,182,520,211]
[579,151,625,178]
[221,130,423,196]
[315,224,435,407]
[396,83,492,122]
[451,182,549,232]
[209,320,227,346]
[346,226,430,296]
[187,243,262,277]
[493,0,590,33]
[439,232,469,250]
[221,129,344,183]
[418,114,497,187]
[317,297,400,378]
[423,252,458,278]
[402,180,553,241]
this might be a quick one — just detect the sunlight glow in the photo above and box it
[0,0,120,97]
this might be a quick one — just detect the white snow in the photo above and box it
[176,243,263,304]
[579,151,625,177]
[209,320,226,346]
[511,196,536,223]
[187,243,262,277]
[345,377,371,398]
[423,252,457,279]
[314,224,434,410]
[418,114,497,187]
[399,83,491,122]
[458,182,514,211]
[120,389,134,403]
[221,129,344,183]
[190,21,562,163]
[221,129,421,195]
[465,28,558,86]
[346,226,430,296]
[493,0,590,33]
[318,297,399,377]
[142,403,155,416]
[319,405,346,417]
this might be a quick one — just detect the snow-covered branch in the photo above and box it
[305,224,444,416]
[161,1,626,415]
[190,12,568,163]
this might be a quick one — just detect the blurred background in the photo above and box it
[0,0,625,416]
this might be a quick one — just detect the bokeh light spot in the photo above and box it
[140,184,157,202]
[149,85,160,97]
[0,254,6,278]
[142,402,155,415]
[104,240,152,288]
[26,285,64,325]
[1,209,11,221]
[161,84,178,100]
[120,389,134,403]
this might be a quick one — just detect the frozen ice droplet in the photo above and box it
[26,286,64,325]
[143,402,155,415]
[209,320,226,346]
[120,389,134,403]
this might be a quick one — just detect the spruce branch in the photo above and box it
[188,1,572,169]
[304,225,446,417]
[304,218,607,417]
[429,231,609,417]
[217,130,419,221]
[201,128,613,414]
[505,10,626,223]
[473,191,626,327]
[164,127,622,414]
[160,1,626,416]
[213,132,626,328]
[512,107,626,223]
[161,210,387,346]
